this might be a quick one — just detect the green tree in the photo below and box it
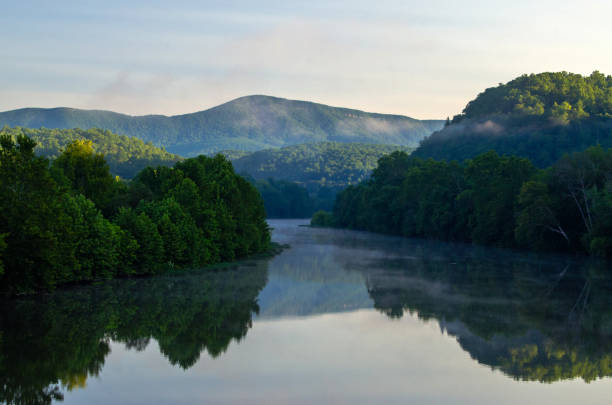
[514,179,572,250]
[52,140,117,213]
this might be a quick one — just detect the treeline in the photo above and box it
[318,147,612,257]
[0,126,180,178]
[0,135,269,294]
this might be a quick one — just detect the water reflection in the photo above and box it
[1,220,612,404]
[265,221,612,383]
[0,262,268,404]
[318,227,612,383]
[256,223,372,317]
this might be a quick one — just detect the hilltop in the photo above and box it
[414,71,612,166]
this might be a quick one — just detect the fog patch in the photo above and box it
[473,120,503,134]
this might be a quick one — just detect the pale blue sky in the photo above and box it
[2,0,611,118]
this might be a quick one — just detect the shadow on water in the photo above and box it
[0,262,268,405]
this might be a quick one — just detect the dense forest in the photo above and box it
[316,147,612,257]
[0,134,269,294]
[0,127,179,178]
[0,96,443,156]
[414,72,612,166]
[231,142,413,188]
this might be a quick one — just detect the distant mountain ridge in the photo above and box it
[0,95,444,156]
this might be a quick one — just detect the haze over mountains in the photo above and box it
[0,95,444,156]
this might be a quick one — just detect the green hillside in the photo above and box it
[0,95,443,156]
[414,71,612,166]
[0,127,180,178]
[231,142,414,188]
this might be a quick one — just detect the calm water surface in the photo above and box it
[2,219,612,404]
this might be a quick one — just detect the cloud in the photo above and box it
[3,1,612,117]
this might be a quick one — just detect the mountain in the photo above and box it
[0,95,444,156]
[413,71,612,166]
[0,127,180,178]
[230,142,413,188]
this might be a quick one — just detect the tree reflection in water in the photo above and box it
[350,241,612,383]
[0,262,268,404]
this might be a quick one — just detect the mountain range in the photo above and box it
[0,95,443,156]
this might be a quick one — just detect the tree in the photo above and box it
[549,146,612,250]
[52,140,117,213]
[515,180,570,250]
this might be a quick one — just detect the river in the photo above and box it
[2,219,611,404]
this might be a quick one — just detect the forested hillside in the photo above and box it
[414,71,612,166]
[320,148,612,257]
[0,135,269,294]
[229,142,412,218]
[0,95,443,156]
[0,127,180,178]
[231,142,413,188]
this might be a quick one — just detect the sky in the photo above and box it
[2,0,612,119]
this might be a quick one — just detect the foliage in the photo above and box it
[456,71,612,121]
[0,136,270,294]
[0,96,443,156]
[0,126,179,178]
[332,147,612,256]
[0,134,66,291]
[414,71,612,167]
[51,140,118,211]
